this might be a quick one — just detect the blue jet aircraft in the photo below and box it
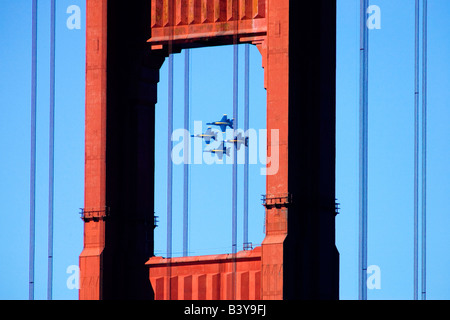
[203,142,230,161]
[207,114,234,132]
[225,132,249,151]
[191,127,218,145]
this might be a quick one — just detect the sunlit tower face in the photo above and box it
[79,0,339,300]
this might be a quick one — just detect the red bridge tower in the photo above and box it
[80,0,339,300]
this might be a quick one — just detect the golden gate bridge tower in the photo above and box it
[79,0,339,300]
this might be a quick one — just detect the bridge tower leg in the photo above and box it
[80,0,166,299]
[261,0,339,300]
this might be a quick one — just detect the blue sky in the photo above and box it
[0,0,449,300]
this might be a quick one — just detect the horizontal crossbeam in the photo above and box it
[149,0,266,48]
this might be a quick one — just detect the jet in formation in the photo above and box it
[207,114,234,133]
[196,114,250,161]
[191,127,218,145]
[203,142,230,161]
[225,132,249,151]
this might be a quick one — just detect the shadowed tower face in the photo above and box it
[80,0,338,300]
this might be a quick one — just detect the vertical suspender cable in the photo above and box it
[47,0,56,300]
[231,43,238,300]
[29,0,38,301]
[166,0,174,300]
[414,0,420,301]
[243,44,249,248]
[421,0,427,301]
[359,0,369,301]
[188,49,193,257]
[183,49,190,257]
[166,0,176,300]
[166,52,174,299]
[231,0,239,298]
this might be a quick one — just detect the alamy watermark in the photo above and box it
[65,4,381,31]
[367,5,381,30]
[367,265,381,290]
[170,121,279,176]
[66,5,81,30]
[66,265,79,290]
[66,263,381,291]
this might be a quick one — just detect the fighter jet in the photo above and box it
[191,127,218,145]
[225,132,249,151]
[207,114,234,132]
[203,142,230,161]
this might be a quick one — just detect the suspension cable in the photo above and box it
[231,43,238,300]
[183,49,190,257]
[47,0,56,300]
[231,0,239,300]
[166,0,175,300]
[421,0,428,301]
[359,0,369,301]
[29,0,38,301]
[243,44,250,249]
[414,0,420,301]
